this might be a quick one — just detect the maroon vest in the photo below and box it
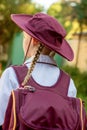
[13,65,70,96]
[3,65,86,130]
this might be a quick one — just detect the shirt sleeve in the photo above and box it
[0,67,19,125]
[67,78,77,97]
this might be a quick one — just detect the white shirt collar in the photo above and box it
[24,54,57,65]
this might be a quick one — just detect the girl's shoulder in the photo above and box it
[1,66,17,80]
[0,66,19,88]
[2,66,14,75]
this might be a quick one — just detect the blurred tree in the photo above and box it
[0,0,43,54]
[18,3,43,14]
[47,2,73,34]
[72,0,87,67]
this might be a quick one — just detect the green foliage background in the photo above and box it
[0,0,44,45]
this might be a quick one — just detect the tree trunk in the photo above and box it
[75,23,82,67]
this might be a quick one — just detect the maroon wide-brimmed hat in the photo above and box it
[11,12,74,61]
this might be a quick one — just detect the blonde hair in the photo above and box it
[49,51,55,57]
[41,46,55,57]
[22,43,44,86]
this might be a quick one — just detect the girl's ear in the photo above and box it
[32,37,39,45]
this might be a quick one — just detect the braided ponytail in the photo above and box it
[22,43,44,86]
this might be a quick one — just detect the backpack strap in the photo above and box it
[75,98,86,130]
[3,89,26,130]
[3,91,16,130]
[12,65,27,86]
[55,69,70,96]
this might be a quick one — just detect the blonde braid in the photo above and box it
[49,51,55,58]
[22,44,44,86]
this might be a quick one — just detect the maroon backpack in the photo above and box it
[3,65,86,130]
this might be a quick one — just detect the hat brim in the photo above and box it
[11,14,74,61]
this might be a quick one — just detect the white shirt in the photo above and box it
[0,54,77,125]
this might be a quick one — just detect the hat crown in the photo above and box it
[25,13,66,38]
